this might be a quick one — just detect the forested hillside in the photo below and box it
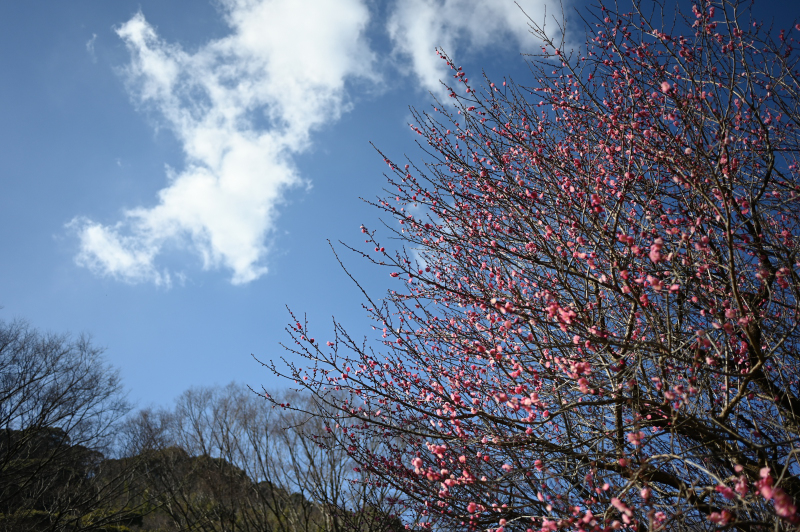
[0,321,401,532]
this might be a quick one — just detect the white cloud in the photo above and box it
[387,0,548,97]
[71,0,376,285]
[86,33,97,63]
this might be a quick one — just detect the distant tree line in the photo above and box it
[0,319,400,532]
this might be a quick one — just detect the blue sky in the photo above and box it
[0,0,552,409]
[3,0,794,410]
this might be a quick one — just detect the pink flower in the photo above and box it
[661,81,671,93]
[611,497,633,517]
[735,476,748,496]
[715,484,735,499]
[627,431,644,446]
[774,488,799,521]
[649,238,663,263]
[647,275,663,291]
[708,510,731,525]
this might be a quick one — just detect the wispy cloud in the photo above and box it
[86,33,97,63]
[70,0,376,286]
[387,0,548,97]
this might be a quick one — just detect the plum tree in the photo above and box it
[272,1,800,530]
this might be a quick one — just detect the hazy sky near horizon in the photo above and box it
[1,0,795,409]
